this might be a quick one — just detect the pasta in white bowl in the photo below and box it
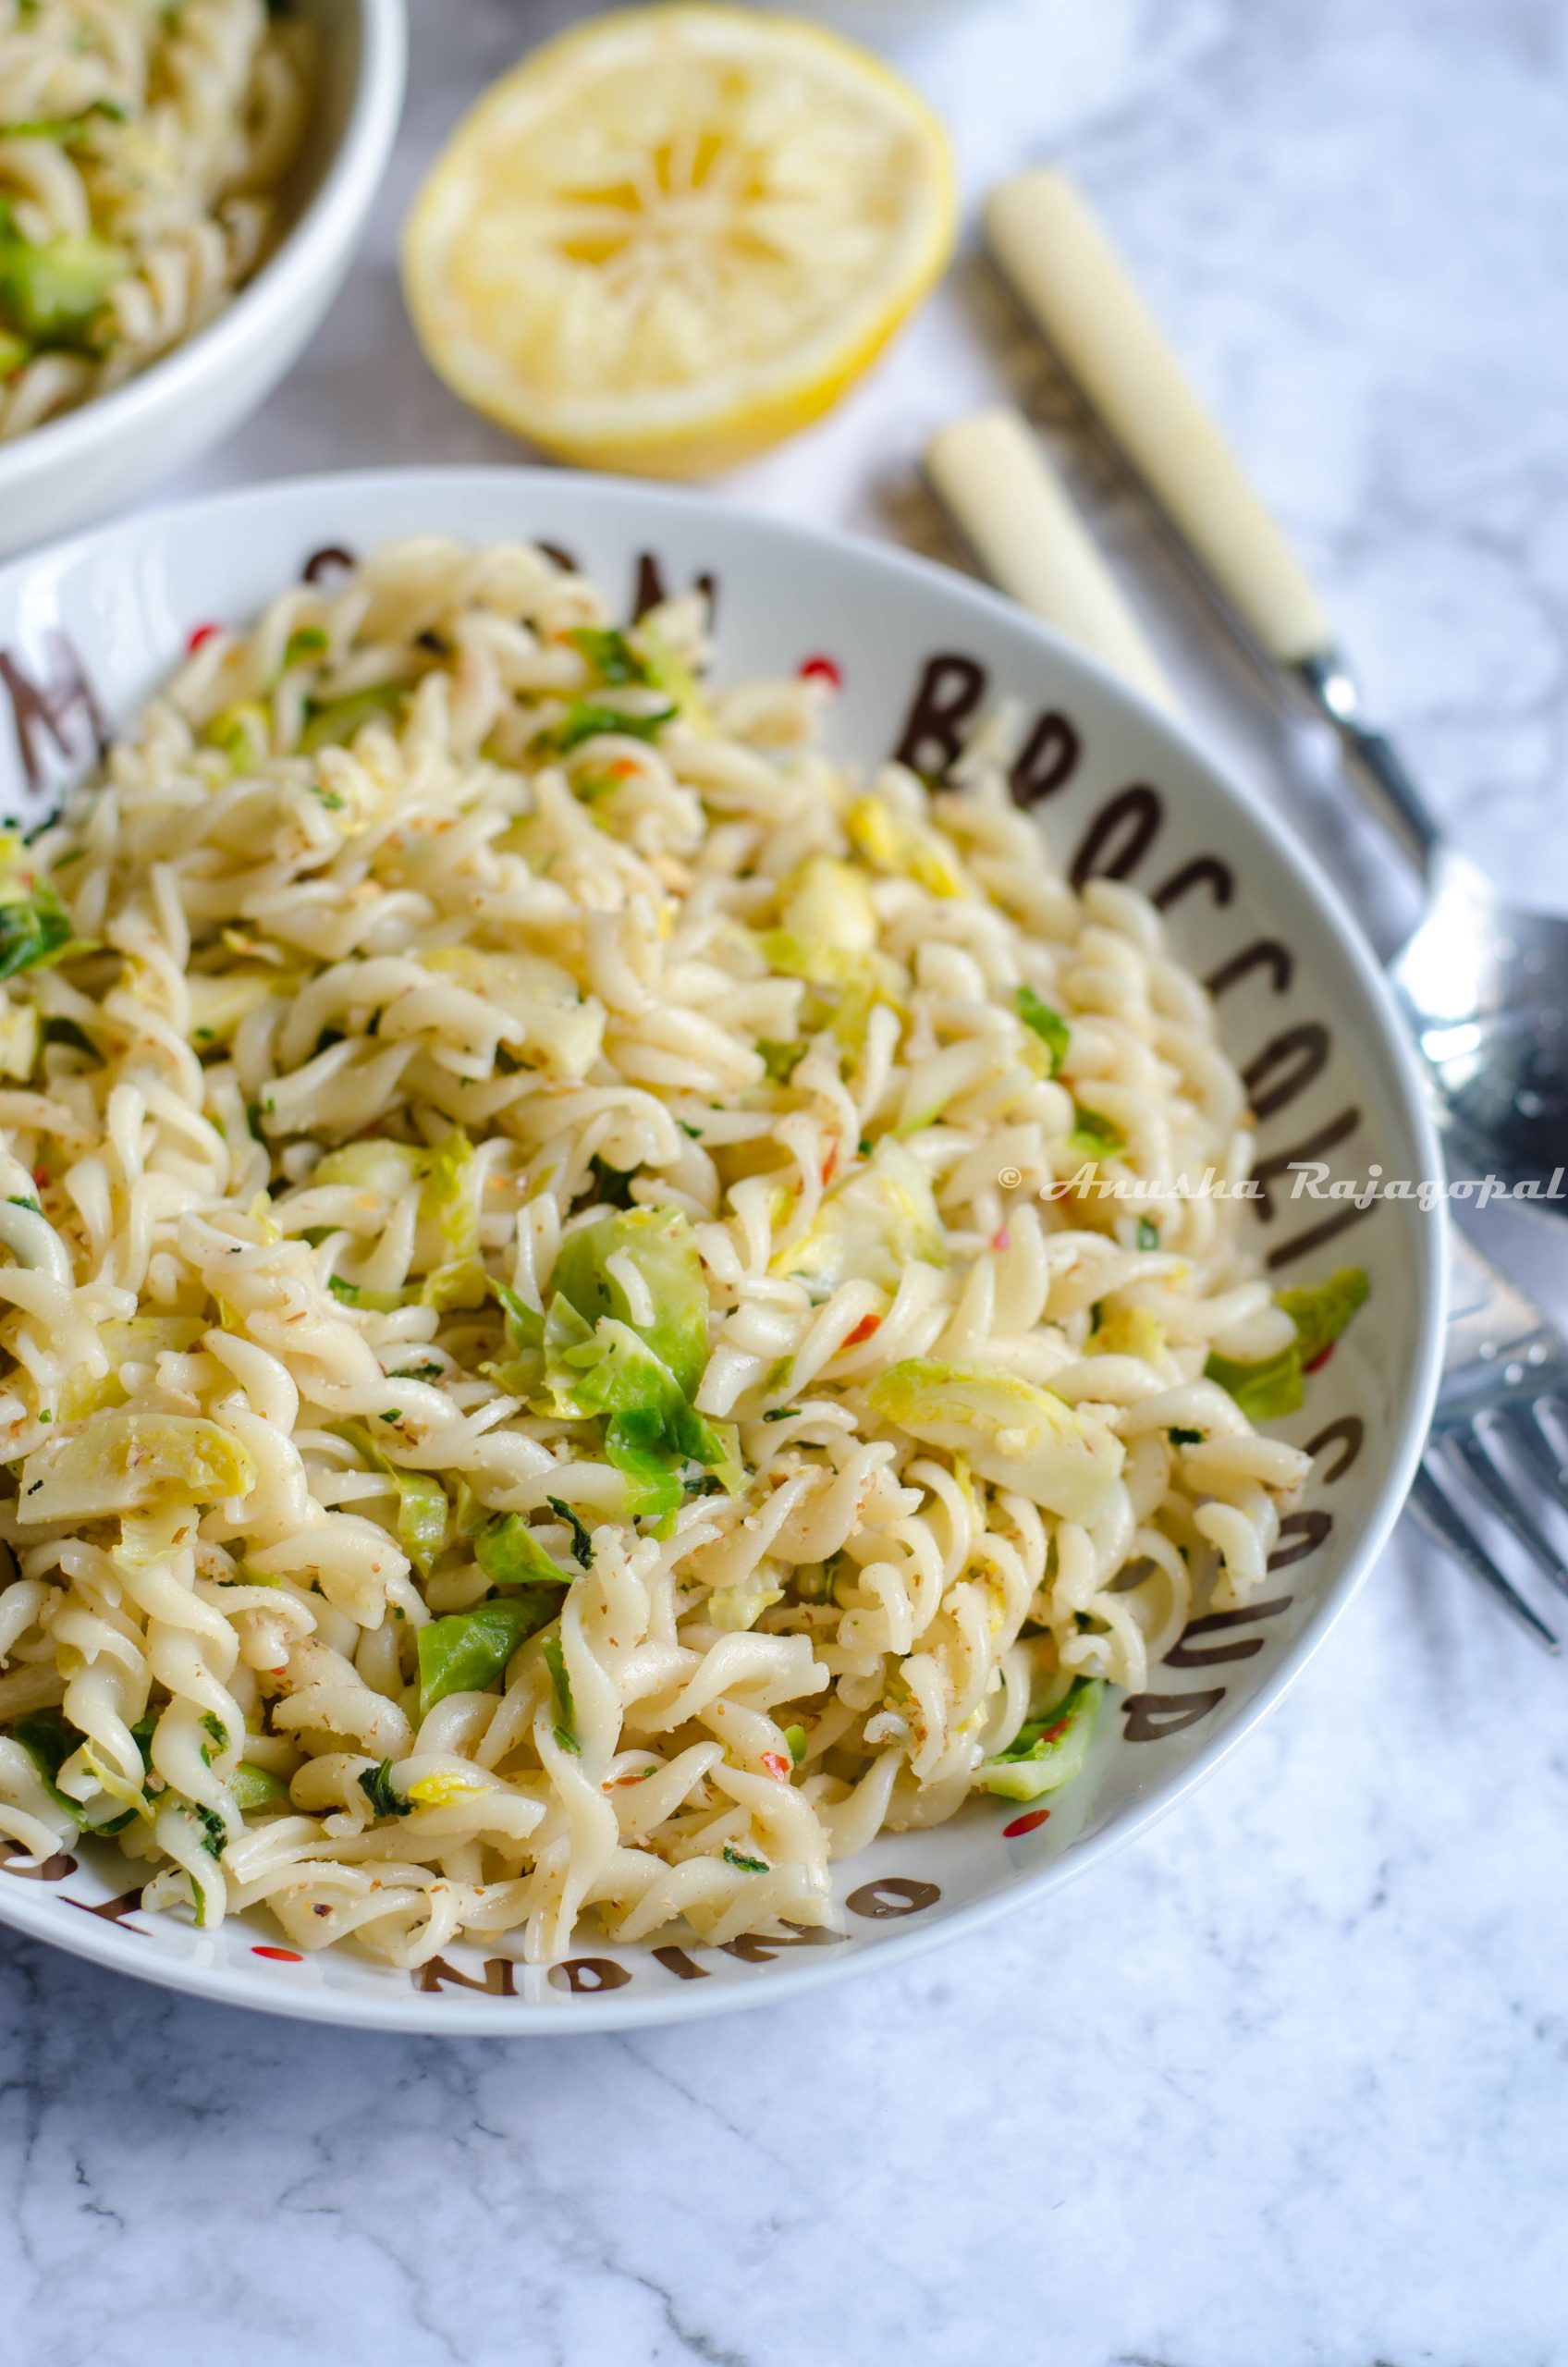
[0,0,311,443]
[0,474,1444,2025]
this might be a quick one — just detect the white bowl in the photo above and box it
[0,469,1446,2030]
[0,0,406,561]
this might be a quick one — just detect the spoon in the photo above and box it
[981,170,1568,1210]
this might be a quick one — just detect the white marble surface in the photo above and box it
[4,2,1567,2361]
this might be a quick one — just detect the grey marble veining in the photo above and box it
[3,4,1566,2362]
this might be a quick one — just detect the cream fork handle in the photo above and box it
[986,169,1333,668]
[925,407,1178,713]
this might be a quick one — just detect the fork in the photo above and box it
[925,407,1568,1651]
[1413,1226,1568,1649]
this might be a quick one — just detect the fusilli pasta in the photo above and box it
[0,0,309,441]
[0,536,1334,1967]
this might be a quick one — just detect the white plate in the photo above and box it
[0,0,406,559]
[0,469,1446,2029]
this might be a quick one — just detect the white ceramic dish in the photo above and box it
[0,0,406,561]
[0,468,1446,2030]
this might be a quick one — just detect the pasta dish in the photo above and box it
[0,0,309,441]
[0,537,1363,1966]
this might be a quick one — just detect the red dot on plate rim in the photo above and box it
[798,654,841,688]
[251,1944,301,1962]
[1002,1808,1051,1839]
[187,621,221,654]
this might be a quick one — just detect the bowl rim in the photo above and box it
[0,464,1450,2032]
[0,0,408,494]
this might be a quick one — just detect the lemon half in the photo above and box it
[401,5,957,477]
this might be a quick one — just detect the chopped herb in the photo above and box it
[379,1407,402,1424]
[722,1846,769,1873]
[546,1496,594,1568]
[545,698,676,754]
[784,1723,807,1766]
[567,626,651,686]
[677,1121,703,1140]
[358,1759,412,1818]
[0,880,74,979]
[1137,1217,1159,1251]
[588,1154,638,1208]
[762,1407,793,1421]
[542,1635,580,1753]
[40,1016,97,1058]
[6,1193,41,1213]
[192,1802,227,1858]
[1015,985,1070,1074]
[201,1712,228,1751]
[1168,1427,1204,1446]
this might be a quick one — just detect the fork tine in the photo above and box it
[1502,1400,1568,1509]
[1408,1466,1561,1652]
[1445,1426,1568,1602]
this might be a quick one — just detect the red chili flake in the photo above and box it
[821,1146,838,1186]
[1305,1343,1335,1375]
[991,1226,1011,1252]
[798,655,841,689]
[251,1945,301,1962]
[31,1166,48,1190]
[186,622,221,654]
[844,1313,881,1347]
[1002,1808,1051,1839]
[760,1751,790,1782]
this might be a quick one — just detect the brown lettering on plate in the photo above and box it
[652,1944,709,1981]
[1153,855,1233,913]
[1243,1024,1330,1122]
[67,1885,147,1925]
[0,631,107,792]
[1306,1414,1364,1483]
[548,1956,633,1994]
[893,653,986,779]
[1251,1108,1363,1220]
[845,1876,940,1920]
[1268,1509,1333,1570]
[717,1925,842,1962]
[1121,1687,1226,1741]
[632,552,717,622]
[536,541,579,576]
[1008,710,1081,806]
[1070,784,1163,890]
[413,1954,517,1997]
[1164,1596,1292,1669]
[1206,938,1294,1000]
[1265,1199,1375,1271]
[0,1838,77,1883]
[301,545,356,584]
